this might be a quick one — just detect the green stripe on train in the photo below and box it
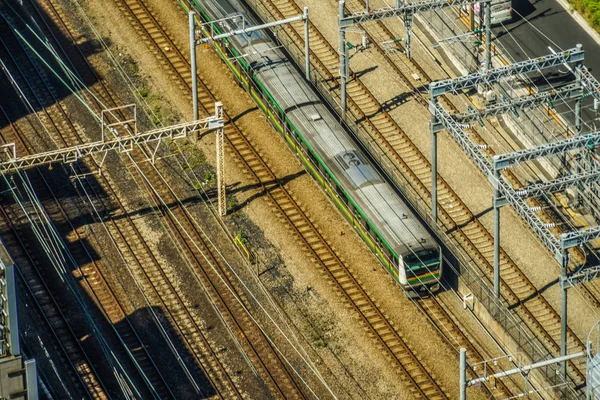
[182,0,408,280]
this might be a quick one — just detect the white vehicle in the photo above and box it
[468,0,512,25]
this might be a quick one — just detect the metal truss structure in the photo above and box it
[338,0,490,60]
[430,46,600,381]
[190,7,311,108]
[576,65,600,102]
[517,169,600,198]
[214,102,226,217]
[448,84,583,125]
[0,112,223,172]
[429,48,596,304]
[429,45,584,96]
[338,0,491,117]
[340,0,485,27]
[433,100,600,293]
[560,225,600,253]
[492,131,600,170]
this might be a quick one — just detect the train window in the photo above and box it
[361,216,369,230]
[336,186,348,205]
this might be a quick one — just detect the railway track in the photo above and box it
[2,0,249,397]
[241,0,588,387]
[0,15,113,398]
[111,0,469,396]
[222,84,449,400]
[0,205,109,400]
[0,111,172,400]
[111,0,321,398]
[29,0,313,396]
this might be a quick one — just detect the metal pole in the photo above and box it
[576,98,582,134]
[189,12,198,122]
[431,100,438,224]
[485,1,491,70]
[6,263,19,356]
[561,253,568,380]
[405,13,412,59]
[339,1,347,119]
[469,351,585,385]
[25,359,38,400]
[460,348,467,400]
[493,170,501,299]
[304,7,310,82]
[215,102,226,217]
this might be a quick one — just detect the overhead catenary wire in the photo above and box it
[4,0,342,396]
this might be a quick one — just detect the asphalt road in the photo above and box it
[493,0,600,128]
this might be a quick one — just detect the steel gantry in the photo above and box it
[434,99,600,297]
[189,7,311,114]
[0,106,224,171]
[338,0,492,118]
[436,85,600,382]
[557,227,600,377]
[429,47,592,299]
[491,131,600,171]
[1,104,224,213]
[429,45,585,96]
[446,83,583,125]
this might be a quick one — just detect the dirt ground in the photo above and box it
[296,0,600,353]
[31,0,577,397]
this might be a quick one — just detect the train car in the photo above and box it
[185,0,443,297]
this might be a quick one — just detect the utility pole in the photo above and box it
[339,0,348,119]
[485,1,491,70]
[430,93,439,224]
[214,102,226,216]
[304,7,310,81]
[189,11,198,122]
[459,348,467,400]
[492,169,503,299]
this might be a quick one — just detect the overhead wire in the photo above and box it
[11,0,338,395]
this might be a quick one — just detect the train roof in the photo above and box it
[246,41,437,256]
[198,0,438,257]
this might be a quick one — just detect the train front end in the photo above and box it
[399,247,442,297]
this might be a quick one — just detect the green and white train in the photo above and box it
[183,0,443,297]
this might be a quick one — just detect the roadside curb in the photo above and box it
[553,0,600,48]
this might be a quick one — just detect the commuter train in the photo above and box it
[183,0,443,296]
